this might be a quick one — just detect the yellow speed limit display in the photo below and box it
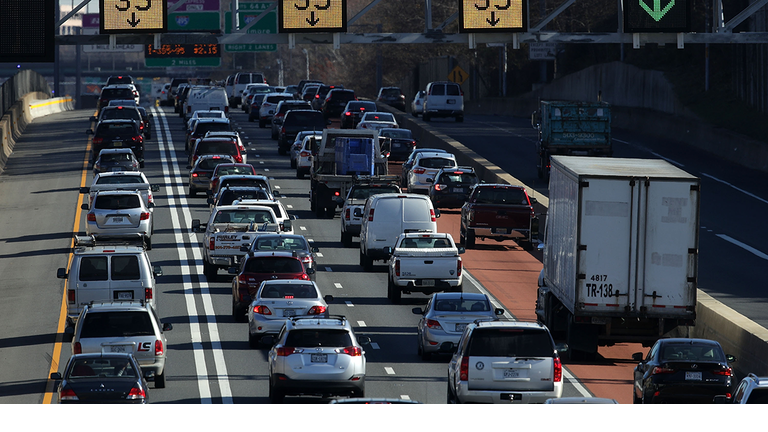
[459,0,526,32]
[278,0,347,33]
[100,0,168,34]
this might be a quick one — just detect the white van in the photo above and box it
[230,72,267,107]
[422,81,464,122]
[184,86,229,120]
[357,193,438,270]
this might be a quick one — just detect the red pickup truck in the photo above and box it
[459,184,538,250]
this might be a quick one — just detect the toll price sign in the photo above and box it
[145,43,220,58]
[623,0,690,33]
[279,0,347,33]
[100,0,168,34]
[459,0,526,33]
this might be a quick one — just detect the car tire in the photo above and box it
[360,250,372,271]
[259,119,265,128]
[290,158,297,169]
[412,111,419,118]
[271,131,277,140]
[453,284,463,293]
[296,169,304,179]
[139,161,145,169]
[232,299,246,323]
[248,116,254,122]
[144,236,152,250]
[389,278,401,304]
[269,382,285,404]
[154,370,166,389]
[248,332,260,349]
[633,388,642,404]
[203,261,217,279]
[423,114,430,122]
[386,277,394,300]
[464,228,476,248]
[456,115,464,123]
[278,146,287,156]
[520,240,534,251]
[188,187,196,198]
[341,230,352,248]
[447,382,458,404]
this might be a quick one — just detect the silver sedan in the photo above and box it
[247,280,333,348]
[412,292,504,360]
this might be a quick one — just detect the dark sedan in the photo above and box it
[379,128,417,161]
[340,101,378,129]
[51,353,149,404]
[633,338,736,404]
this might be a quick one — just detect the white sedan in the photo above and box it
[411,90,425,117]
[356,112,398,131]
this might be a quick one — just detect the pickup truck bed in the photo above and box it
[387,233,464,303]
[460,184,538,250]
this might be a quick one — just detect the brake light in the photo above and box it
[140,212,150,221]
[459,356,469,381]
[315,94,319,99]
[68,289,75,304]
[554,357,562,382]
[426,319,442,330]
[413,168,425,174]
[394,259,400,276]
[434,184,447,191]
[59,387,79,401]
[307,305,326,315]
[652,366,675,375]
[300,151,310,157]
[713,367,733,377]
[430,209,436,222]
[368,209,374,222]
[126,386,146,400]
[345,208,350,220]
[73,342,82,354]
[341,346,362,356]
[192,173,199,177]
[92,137,103,145]
[345,112,352,116]
[299,273,309,280]
[457,258,462,277]
[253,305,273,315]
[234,155,243,163]
[334,191,340,197]
[224,106,229,114]
[277,347,295,356]
[87,213,96,222]
[154,339,163,356]
[209,237,215,251]
[281,127,285,134]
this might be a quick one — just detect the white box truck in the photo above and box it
[535,156,699,360]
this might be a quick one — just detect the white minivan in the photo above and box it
[422,81,464,122]
[184,86,229,120]
[357,193,438,270]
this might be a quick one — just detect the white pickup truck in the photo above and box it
[385,232,465,303]
[192,204,292,278]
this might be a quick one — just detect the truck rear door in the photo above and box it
[108,254,145,302]
[73,256,111,310]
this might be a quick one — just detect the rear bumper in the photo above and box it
[430,194,469,208]
[424,109,463,117]
[456,382,562,404]
[393,278,462,292]
[472,227,531,240]
[272,374,364,396]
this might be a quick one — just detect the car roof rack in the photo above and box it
[75,234,147,249]
[86,299,145,308]
[290,314,347,325]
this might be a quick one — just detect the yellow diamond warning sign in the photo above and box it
[448,66,469,85]
[100,0,168,34]
[459,0,526,32]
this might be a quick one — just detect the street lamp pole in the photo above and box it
[277,59,284,86]
[301,48,309,80]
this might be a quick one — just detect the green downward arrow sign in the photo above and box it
[639,0,675,22]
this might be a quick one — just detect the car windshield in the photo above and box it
[253,236,307,251]
[434,298,490,312]
[94,195,141,210]
[80,311,155,338]
[467,328,553,357]
[381,130,412,139]
[351,185,400,199]
[95,175,143,185]
[259,283,316,299]
[474,188,529,205]
[244,257,303,273]
[68,358,137,378]
[418,157,455,169]
[213,209,274,224]
[285,329,352,348]
[661,344,725,362]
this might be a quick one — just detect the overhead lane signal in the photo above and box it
[459,0,527,32]
[623,0,690,33]
[100,0,168,34]
[279,0,347,33]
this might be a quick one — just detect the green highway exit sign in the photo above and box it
[623,0,690,33]
[224,2,277,34]
[224,44,277,52]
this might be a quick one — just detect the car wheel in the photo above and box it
[248,332,260,349]
[271,131,277,140]
[423,114,430,122]
[520,240,534,251]
[464,228,475,248]
[290,158,297,169]
[269,381,285,404]
[456,115,464,123]
[341,230,352,248]
[296,169,304,179]
[633,387,642,404]
[232,299,246,323]
[386,277,394,300]
[259,119,265,128]
[248,116,254,122]
[278,146,287,156]
[188,187,196,198]
[453,284,463,293]
[144,236,152,250]
[412,111,418,118]
[203,261,217,279]
[154,370,166,388]
[447,382,458,404]
[139,161,145,169]
[324,206,335,219]
[390,279,401,304]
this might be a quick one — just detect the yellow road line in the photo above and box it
[29,97,73,109]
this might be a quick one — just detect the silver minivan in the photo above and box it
[422,81,464,122]
[357,193,438,270]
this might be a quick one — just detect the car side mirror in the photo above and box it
[335,197,344,205]
[186,165,192,170]
[81,204,89,211]
[384,247,393,255]
[90,116,97,122]
[240,245,250,252]
[537,243,545,251]
[353,208,363,218]
[57,268,67,279]
[228,267,239,274]
[494,308,505,316]
[631,352,644,362]
[191,219,201,232]
[555,343,569,354]
[357,336,371,345]
[306,267,315,275]
[426,178,433,183]
[434,209,440,218]
[530,197,538,205]
[272,190,280,198]
[79,187,90,194]
[412,307,423,315]
[50,372,62,380]
[282,220,292,232]
[324,295,334,303]
[327,119,332,125]
[311,246,319,253]
[457,246,465,254]
[261,335,275,346]
[148,202,155,209]
[726,354,737,363]
[151,184,161,192]
[153,266,163,277]
[162,322,173,332]
[207,197,214,205]
[148,113,153,118]
[86,129,94,135]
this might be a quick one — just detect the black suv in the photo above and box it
[340,101,377,129]
[87,120,144,167]
[278,110,326,155]
[106,75,135,86]
[271,100,313,139]
[428,166,479,209]
[378,128,417,161]
[322,89,357,119]
[310,85,344,111]
[376,87,406,111]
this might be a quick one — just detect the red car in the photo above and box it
[230,252,315,321]
[208,163,258,195]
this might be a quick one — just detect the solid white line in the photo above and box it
[563,368,593,397]
[370,342,379,349]
[717,234,768,260]
[384,367,395,375]
[702,172,768,205]
[334,283,343,289]
[357,320,366,327]
[345,301,354,307]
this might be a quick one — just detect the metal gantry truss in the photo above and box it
[54,0,768,47]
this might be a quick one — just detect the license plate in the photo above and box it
[283,309,295,317]
[493,228,510,234]
[420,279,435,287]
[392,142,401,148]
[111,167,122,172]
[447,99,456,104]
[111,217,124,223]
[455,323,467,332]
[452,188,464,193]
[115,291,133,300]
[310,353,327,363]
[685,372,702,381]
[109,345,130,353]
[503,369,521,378]
[113,142,123,147]
[501,393,523,401]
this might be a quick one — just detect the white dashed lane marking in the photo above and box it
[334,283,343,289]
[345,301,354,307]
[384,367,395,375]
[299,226,307,231]
[370,342,380,349]
[356,320,366,326]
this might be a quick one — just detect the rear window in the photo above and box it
[267,95,290,103]
[403,198,430,222]
[198,140,237,156]
[285,111,325,127]
[400,237,451,249]
[94,194,141,210]
[79,256,108,281]
[661,344,724,362]
[439,173,477,184]
[102,88,134,99]
[429,84,445,96]
[100,152,134,162]
[244,257,303,273]
[221,179,268,189]
[381,130,412,139]
[68,357,137,378]
[468,328,554,357]
[446,84,461,96]
[97,123,136,136]
[96,175,143,185]
[347,101,376,111]
[107,77,132,85]
[101,109,141,121]
[218,189,268,205]
[80,311,155,338]
[330,91,355,101]
[253,236,307,251]
[215,166,255,176]
[285,329,352,348]
[418,157,456,169]
[213,209,274,224]
[259,283,316,299]
[279,103,310,113]
[197,158,231,170]
[111,255,140,280]
[197,112,224,119]
[434,298,490,312]
[195,122,231,135]
[381,88,401,97]
[474,188,529,205]
[351,185,400,200]
[236,74,252,84]
[747,389,768,404]
[364,113,395,123]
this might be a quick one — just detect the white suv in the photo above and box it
[422,81,464,122]
[447,320,567,404]
[265,315,370,403]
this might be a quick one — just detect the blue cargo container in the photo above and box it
[334,138,376,175]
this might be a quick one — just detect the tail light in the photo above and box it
[281,127,285,135]
[276,346,295,356]
[300,151,310,157]
[126,386,146,400]
[237,274,248,286]
[340,346,362,356]
[334,191,340,197]
[368,209,374,222]
[234,155,243,163]
[307,305,326,315]
[554,357,562,382]
[394,259,400,276]
[410,140,417,147]
[413,168,426,174]
[140,212,150,221]
[426,319,442,330]
[209,237,215,251]
[144,288,152,301]
[430,209,436,222]
[300,256,312,265]
[459,356,469,381]
[73,342,82,354]
[345,208,350,220]
[192,173,199,177]
[68,290,75,304]
[345,112,352,116]
[299,273,309,280]
[154,339,163,356]
[224,106,229,114]
[652,366,675,375]
[87,213,96,222]
[434,184,447,191]
[59,387,79,401]
[457,258,462,277]
[139,124,144,130]
[92,137,103,145]
[713,367,733,377]
[315,94,320,99]
[253,305,272,315]
[147,193,154,206]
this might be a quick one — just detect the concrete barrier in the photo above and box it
[375,101,768,377]
[0,94,74,173]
